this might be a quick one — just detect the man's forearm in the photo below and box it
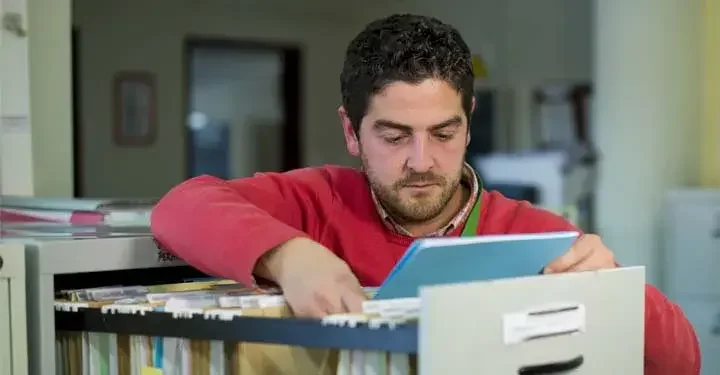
[254,237,331,284]
[253,241,292,282]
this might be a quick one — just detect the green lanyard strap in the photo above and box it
[460,188,483,237]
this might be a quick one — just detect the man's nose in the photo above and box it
[406,137,433,172]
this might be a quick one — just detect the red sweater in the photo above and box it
[151,165,700,375]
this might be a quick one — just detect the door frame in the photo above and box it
[71,27,83,197]
[182,36,304,177]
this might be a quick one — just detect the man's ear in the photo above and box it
[467,96,476,147]
[339,106,360,156]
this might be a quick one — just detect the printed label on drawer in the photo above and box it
[156,249,179,264]
[502,303,586,345]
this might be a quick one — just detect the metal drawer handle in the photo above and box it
[518,355,584,375]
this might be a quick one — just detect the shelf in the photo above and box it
[55,309,418,353]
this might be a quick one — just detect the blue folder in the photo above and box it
[373,231,579,300]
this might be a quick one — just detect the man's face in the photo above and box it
[341,79,470,224]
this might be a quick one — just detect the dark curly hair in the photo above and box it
[340,13,474,134]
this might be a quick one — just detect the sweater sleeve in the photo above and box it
[150,168,333,287]
[503,199,700,374]
[643,285,701,375]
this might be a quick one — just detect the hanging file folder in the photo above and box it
[374,231,579,300]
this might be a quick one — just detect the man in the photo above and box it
[152,14,700,374]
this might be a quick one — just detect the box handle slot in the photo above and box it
[518,354,584,375]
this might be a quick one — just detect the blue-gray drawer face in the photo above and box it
[666,204,720,298]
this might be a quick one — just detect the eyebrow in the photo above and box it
[372,115,463,132]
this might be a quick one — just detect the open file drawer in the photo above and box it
[24,235,647,375]
[0,243,28,375]
[52,268,646,375]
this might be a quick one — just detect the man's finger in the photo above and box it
[545,234,600,273]
[545,244,592,273]
[569,250,616,272]
[341,289,367,313]
[292,304,327,319]
[317,292,344,315]
[567,254,603,272]
[309,306,331,319]
[545,250,580,273]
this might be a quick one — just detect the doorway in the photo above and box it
[72,27,83,197]
[183,38,302,179]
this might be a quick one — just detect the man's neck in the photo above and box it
[402,184,469,237]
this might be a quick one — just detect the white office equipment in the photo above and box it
[473,148,597,231]
[532,83,592,149]
[19,235,188,375]
[0,242,29,375]
[535,84,577,146]
[474,149,594,211]
[419,267,645,374]
[664,188,720,375]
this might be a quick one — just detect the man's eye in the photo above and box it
[384,136,405,144]
[434,133,454,141]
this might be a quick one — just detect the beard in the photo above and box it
[362,153,462,225]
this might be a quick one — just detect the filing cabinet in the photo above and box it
[664,189,720,375]
[675,298,720,375]
[0,243,28,375]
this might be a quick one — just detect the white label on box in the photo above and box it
[502,303,586,345]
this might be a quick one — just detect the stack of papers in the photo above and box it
[0,196,155,238]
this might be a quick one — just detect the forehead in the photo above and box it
[364,79,464,130]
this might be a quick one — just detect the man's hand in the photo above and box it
[545,234,617,273]
[256,237,367,318]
